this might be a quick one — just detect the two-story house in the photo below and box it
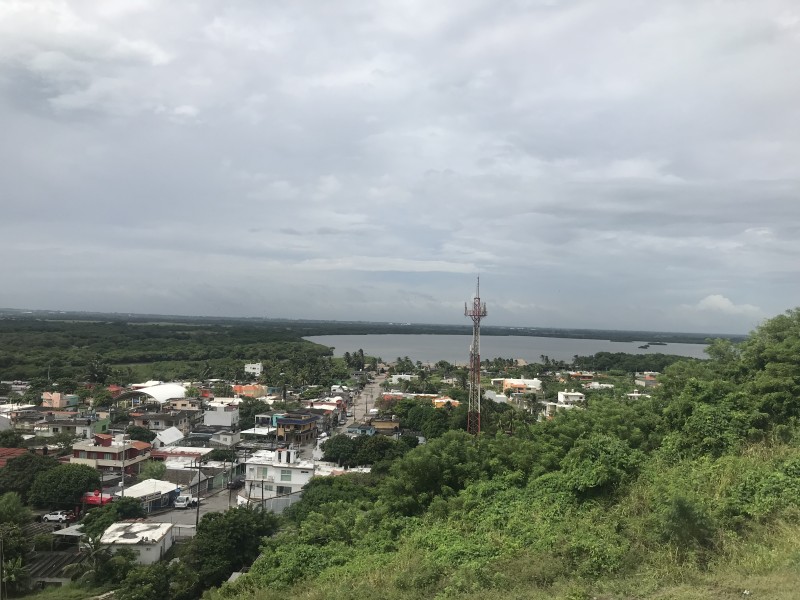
[41,392,80,410]
[71,434,151,475]
[130,411,193,435]
[203,402,240,428]
[34,414,110,438]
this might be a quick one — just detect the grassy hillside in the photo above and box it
[202,309,800,600]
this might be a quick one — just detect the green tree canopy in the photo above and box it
[0,429,24,448]
[126,425,157,443]
[81,497,146,539]
[0,492,32,526]
[28,463,100,509]
[0,453,59,502]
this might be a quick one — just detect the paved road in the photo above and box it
[145,487,238,526]
[351,373,386,423]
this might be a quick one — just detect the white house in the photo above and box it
[238,447,315,506]
[557,390,585,405]
[204,402,240,428]
[584,382,615,390]
[100,521,174,564]
[210,430,240,447]
[244,363,263,377]
[153,426,184,448]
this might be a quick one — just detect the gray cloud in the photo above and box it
[2,0,799,334]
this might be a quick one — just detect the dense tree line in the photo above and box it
[0,318,348,388]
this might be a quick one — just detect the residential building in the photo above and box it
[370,417,401,437]
[34,414,110,439]
[71,434,151,475]
[492,378,543,395]
[210,430,240,447]
[241,447,315,503]
[232,384,267,397]
[557,390,585,406]
[100,521,175,564]
[635,372,661,388]
[130,410,193,434]
[41,392,80,410]
[584,382,615,390]
[346,422,376,437]
[203,402,240,428]
[167,398,202,412]
[244,363,263,377]
[275,412,319,444]
[153,426,184,448]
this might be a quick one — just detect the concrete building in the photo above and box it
[276,412,320,444]
[71,434,151,475]
[240,447,315,504]
[100,521,175,564]
[203,402,240,428]
[492,378,543,395]
[244,363,263,377]
[41,392,80,410]
[130,411,193,434]
[34,414,110,439]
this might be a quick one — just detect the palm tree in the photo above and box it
[62,536,112,584]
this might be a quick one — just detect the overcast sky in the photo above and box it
[2,1,798,334]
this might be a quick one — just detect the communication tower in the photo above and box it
[465,277,487,435]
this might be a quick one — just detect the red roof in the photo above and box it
[132,441,151,451]
[0,448,29,468]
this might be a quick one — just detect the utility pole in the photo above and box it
[120,435,126,498]
[195,458,202,528]
[0,535,4,600]
[465,278,488,435]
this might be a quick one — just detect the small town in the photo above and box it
[3,2,797,599]
[0,327,669,597]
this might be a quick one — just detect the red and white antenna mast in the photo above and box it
[465,277,487,435]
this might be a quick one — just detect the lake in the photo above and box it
[304,334,709,365]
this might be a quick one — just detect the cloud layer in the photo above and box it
[2,0,799,334]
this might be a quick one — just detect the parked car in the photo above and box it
[174,495,198,509]
[226,477,245,490]
[42,510,75,523]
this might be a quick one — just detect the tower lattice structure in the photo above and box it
[465,278,487,435]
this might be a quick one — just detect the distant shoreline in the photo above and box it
[0,308,745,345]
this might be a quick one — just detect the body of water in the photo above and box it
[304,334,709,365]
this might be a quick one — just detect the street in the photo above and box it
[146,487,239,526]
[350,373,386,423]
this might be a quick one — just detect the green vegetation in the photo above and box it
[191,308,800,600]
[27,463,100,509]
[0,317,348,386]
[114,507,280,600]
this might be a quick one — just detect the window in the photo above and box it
[104,453,112,460]
[276,485,292,495]
[79,451,87,459]
[52,427,59,433]
[256,467,269,479]
[280,469,292,482]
